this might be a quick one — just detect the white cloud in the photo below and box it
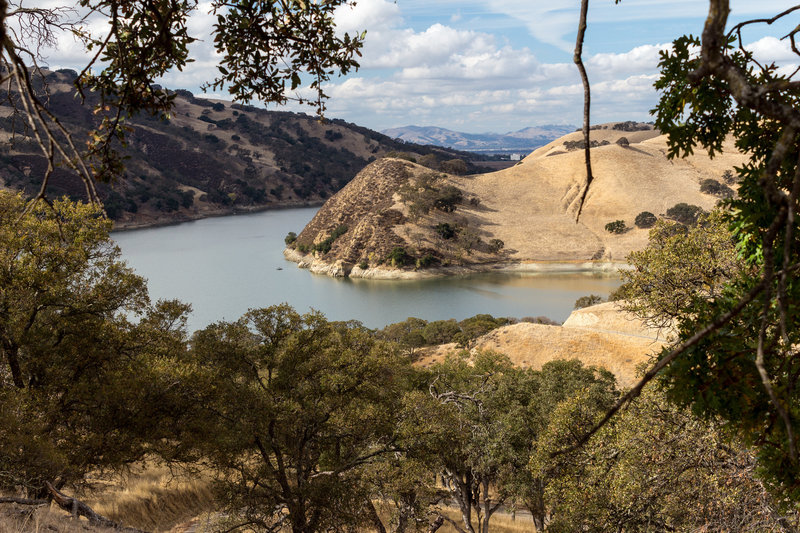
[746,36,799,64]
[334,0,402,34]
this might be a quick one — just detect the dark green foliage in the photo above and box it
[665,202,704,226]
[190,306,410,533]
[604,220,627,234]
[378,314,513,349]
[284,232,297,246]
[416,254,438,268]
[574,294,603,309]
[452,314,514,347]
[647,16,800,494]
[308,225,348,255]
[634,211,657,228]
[0,194,194,496]
[386,247,412,268]
[434,185,463,212]
[386,151,417,163]
[435,222,457,240]
[439,158,467,175]
[700,178,734,198]
[521,315,560,325]
[206,0,364,116]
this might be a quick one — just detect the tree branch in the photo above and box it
[573,0,594,221]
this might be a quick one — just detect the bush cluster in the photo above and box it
[605,220,627,234]
[666,202,705,226]
[700,178,734,198]
[377,314,516,349]
[634,211,657,228]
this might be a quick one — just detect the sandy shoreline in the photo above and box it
[283,248,628,280]
[111,201,324,233]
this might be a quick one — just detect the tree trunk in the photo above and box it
[3,341,23,388]
[366,499,388,533]
[527,478,547,532]
[573,0,594,220]
[427,516,445,533]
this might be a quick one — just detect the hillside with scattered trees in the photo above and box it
[0,70,484,228]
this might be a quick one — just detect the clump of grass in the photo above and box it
[0,505,121,533]
[86,465,217,532]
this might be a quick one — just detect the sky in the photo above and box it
[40,0,799,134]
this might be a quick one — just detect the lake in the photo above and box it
[113,208,622,332]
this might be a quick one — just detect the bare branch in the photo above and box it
[553,266,791,457]
[573,0,594,221]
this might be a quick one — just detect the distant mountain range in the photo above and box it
[381,125,577,153]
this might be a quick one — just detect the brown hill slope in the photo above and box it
[416,301,665,388]
[286,122,746,278]
[0,69,482,229]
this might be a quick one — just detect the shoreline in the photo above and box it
[111,201,324,233]
[283,248,629,280]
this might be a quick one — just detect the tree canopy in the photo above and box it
[0,192,194,497]
[567,0,800,502]
[1,0,364,204]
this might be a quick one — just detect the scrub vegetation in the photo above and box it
[3,0,800,531]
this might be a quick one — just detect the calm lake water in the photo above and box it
[112,208,622,332]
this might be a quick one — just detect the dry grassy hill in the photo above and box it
[416,301,666,388]
[285,122,746,278]
[0,69,483,229]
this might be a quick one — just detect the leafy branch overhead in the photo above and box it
[0,0,364,207]
[568,0,800,499]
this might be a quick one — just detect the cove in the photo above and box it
[113,207,622,332]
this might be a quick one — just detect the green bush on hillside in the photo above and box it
[634,211,657,229]
[605,220,627,234]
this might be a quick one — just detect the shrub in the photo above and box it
[416,254,438,268]
[634,211,657,229]
[358,260,368,270]
[386,247,412,268]
[386,151,417,163]
[520,316,561,325]
[435,223,457,240]
[434,185,463,212]
[605,220,627,234]
[616,136,630,146]
[422,320,461,344]
[700,178,734,198]
[285,232,297,245]
[488,238,505,253]
[722,169,737,184]
[312,225,347,254]
[666,203,705,226]
[453,314,514,347]
[212,102,225,112]
[574,294,604,309]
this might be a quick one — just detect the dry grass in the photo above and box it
[0,465,216,532]
[434,508,537,533]
[82,465,217,532]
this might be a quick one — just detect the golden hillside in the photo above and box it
[417,301,666,389]
[285,122,746,278]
